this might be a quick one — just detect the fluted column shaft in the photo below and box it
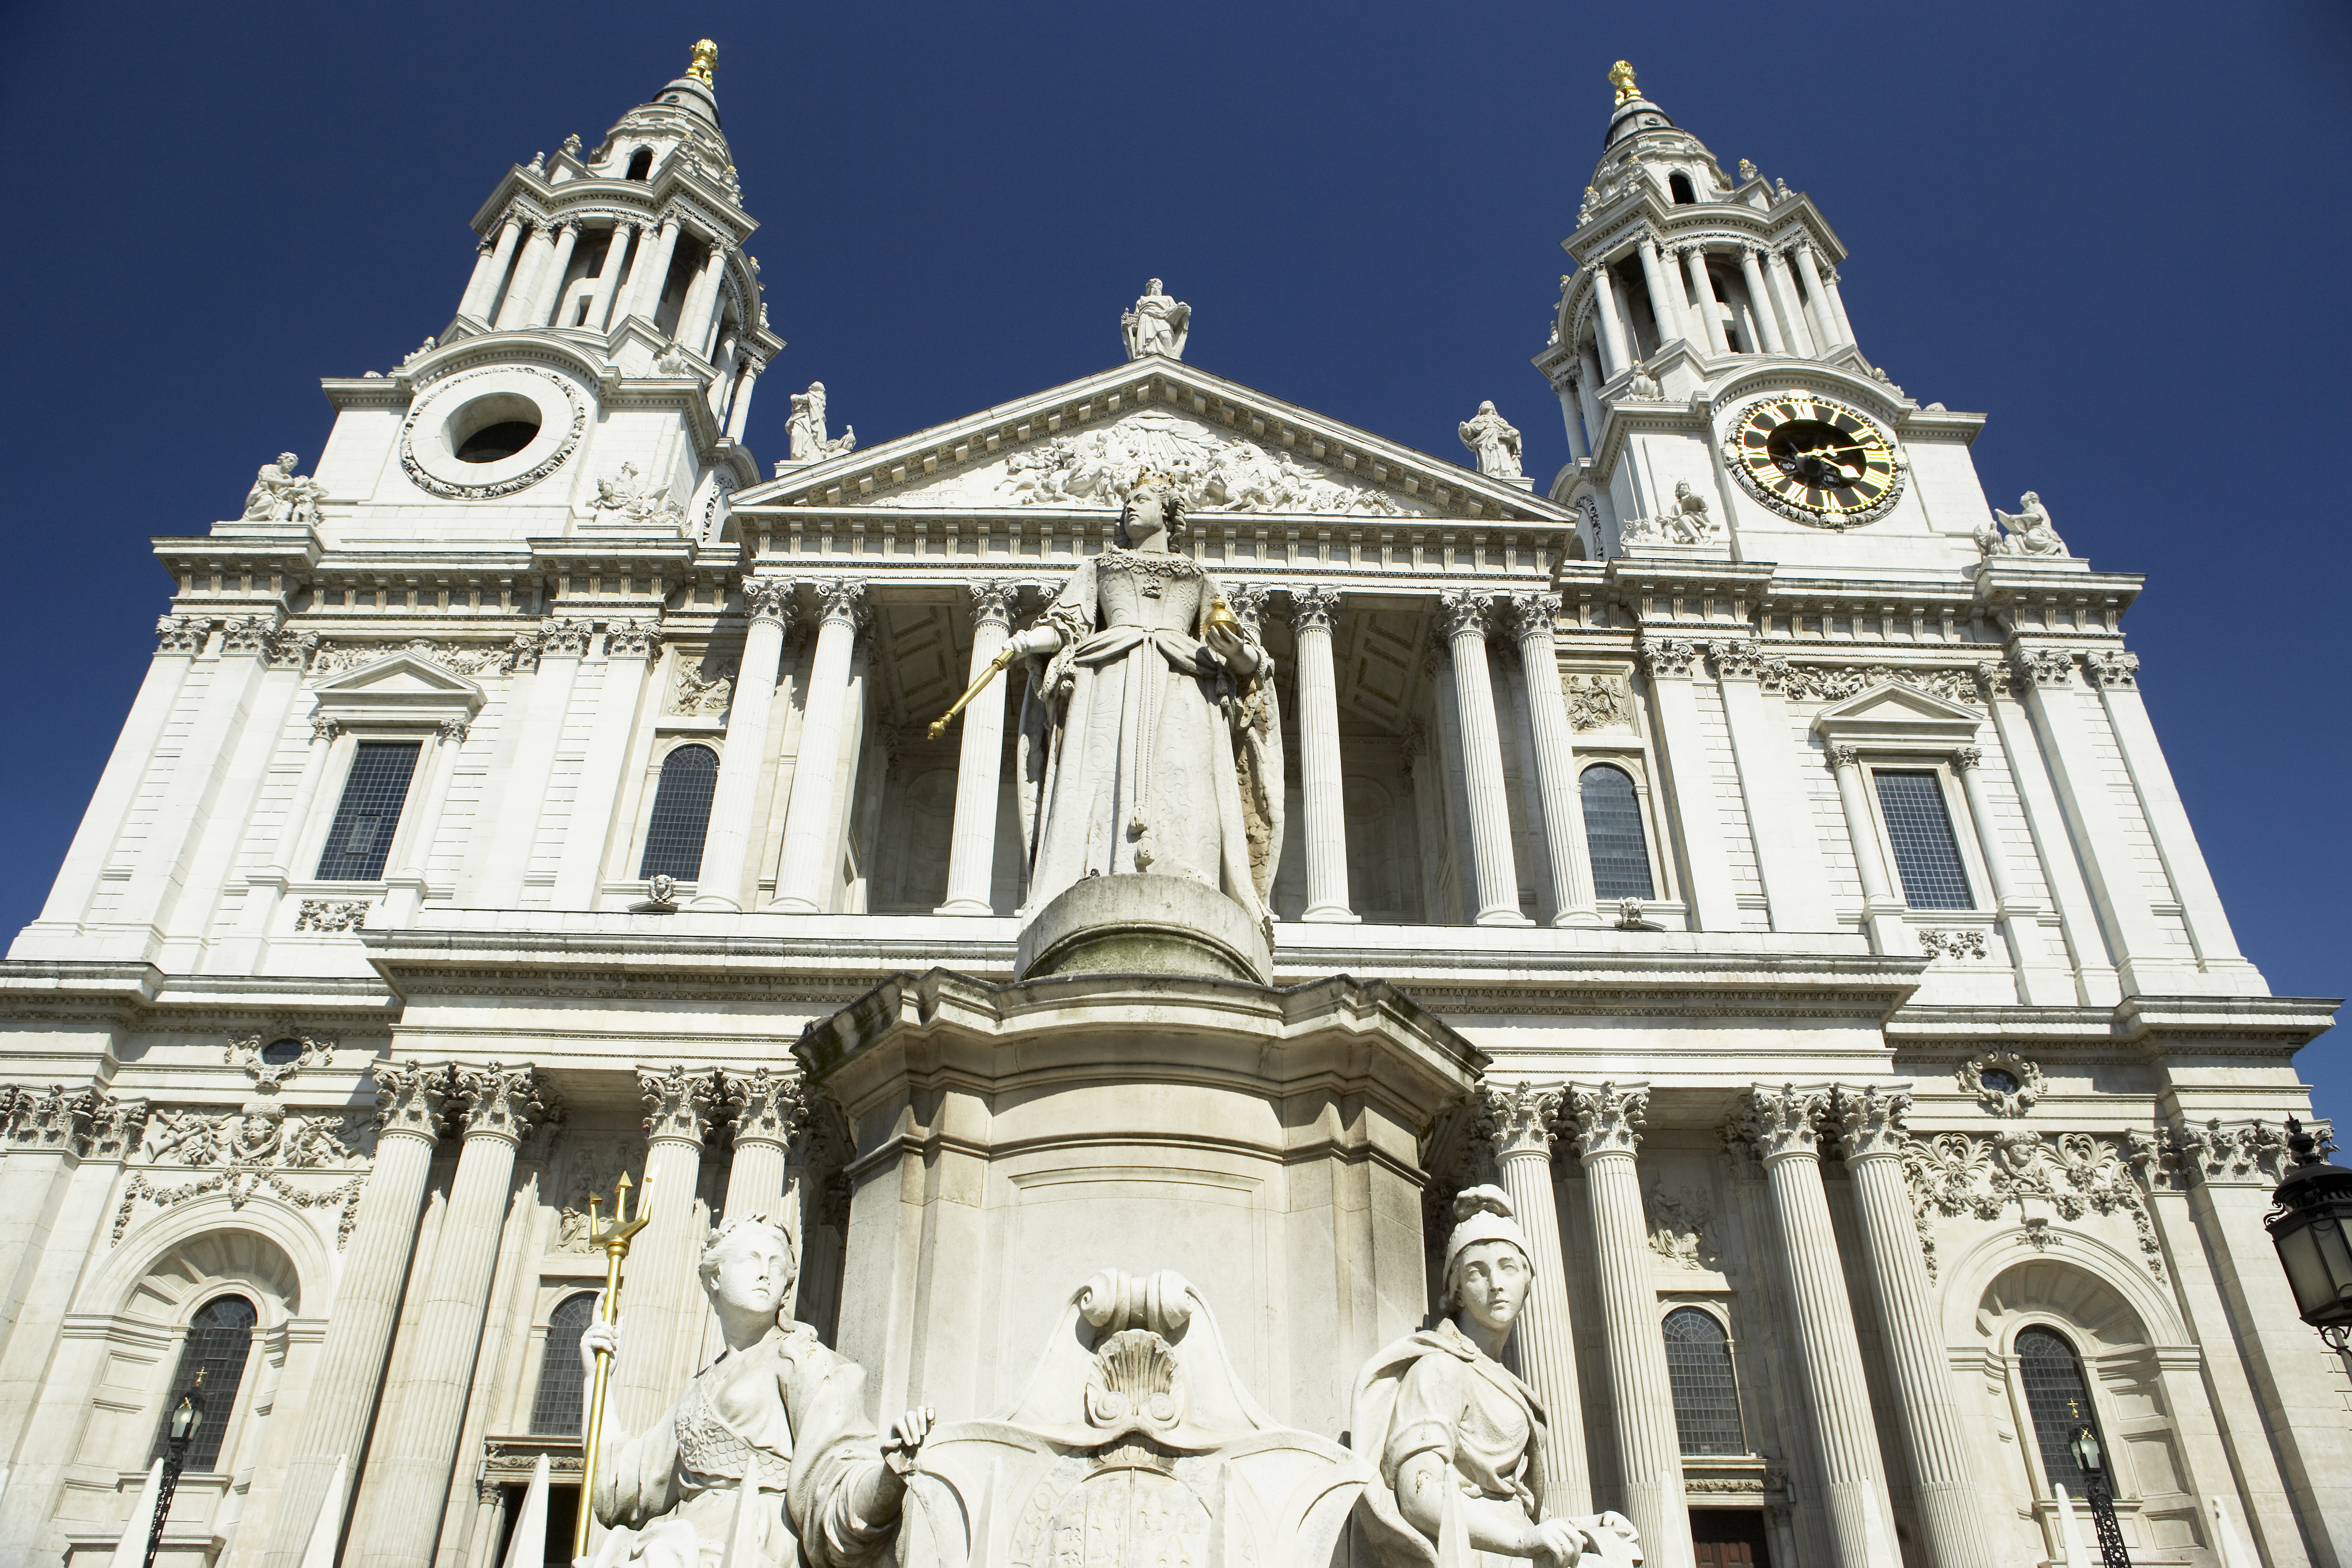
[612,1067,716,1433]
[1681,245,1729,355]
[259,1065,449,1568]
[770,581,867,912]
[491,225,554,329]
[351,1066,545,1568]
[458,216,523,320]
[1763,250,1815,356]
[1482,1085,1591,1515]
[692,580,794,910]
[1589,265,1631,376]
[622,216,683,323]
[530,222,581,328]
[1291,588,1356,922]
[1440,593,1529,926]
[1743,1085,1893,1568]
[719,1068,806,1225]
[687,243,730,357]
[1837,1086,1993,1568]
[724,356,763,442]
[938,583,1015,915]
[587,223,638,332]
[1570,1084,1694,1568]
[1737,249,1786,354]
[1636,236,1685,350]
[1789,245,1845,350]
[1508,594,1600,925]
[1818,266,1858,349]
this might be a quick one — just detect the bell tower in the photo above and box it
[1534,62,1998,571]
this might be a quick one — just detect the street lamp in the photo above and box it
[144,1369,204,1568]
[2265,1117,2352,1381]
[2067,1409,2130,1568]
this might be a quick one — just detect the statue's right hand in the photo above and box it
[579,1307,621,1375]
[1528,1518,1587,1567]
[1009,626,1062,659]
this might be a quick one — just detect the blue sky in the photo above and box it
[1,4,2344,1120]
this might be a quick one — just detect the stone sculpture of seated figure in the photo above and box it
[1353,1187,1642,1567]
[579,1216,934,1568]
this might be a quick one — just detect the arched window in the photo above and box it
[1668,172,1697,204]
[1662,1307,1744,1455]
[530,1292,599,1435]
[1581,764,1655,900]
[626,147,653,181]
[152,1295,255,1471]
[638,744,719,880]
[2017,1325,2109,1497]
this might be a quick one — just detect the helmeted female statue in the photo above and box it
[579,1216,933,1568]
[1352,1188,1642,1567]
[1009,474,1283,930]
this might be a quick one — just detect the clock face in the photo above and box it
[1728,393,1903,528]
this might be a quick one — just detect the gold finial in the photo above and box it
[1610,60,1639,106]
[688,38,717,88]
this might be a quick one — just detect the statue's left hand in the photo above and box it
[881,1405,935,1476]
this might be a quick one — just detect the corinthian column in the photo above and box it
[1834,1086,1993,1568]
[1290,588,1357,922]
[1505,593,1600,925]
[692,578,795,910]
[1480,1083,1591,1514]
[1739,1084,1894,1568]
[937,582,1015,915]
[612,1066,719,1432]
[718,1067,807,1225]
[769,580,867,912]
[1439,592,1530,926]
[1568,1083,1694,1568]
[349,1065,548,1568]
[259,1063,450,1568]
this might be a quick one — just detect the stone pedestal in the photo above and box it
[1015,874,1272,985]
[796,967,1484,1443]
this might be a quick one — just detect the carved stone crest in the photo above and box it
[1957,1051,2043,1117]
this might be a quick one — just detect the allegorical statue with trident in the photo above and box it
[573,1176,935,1568]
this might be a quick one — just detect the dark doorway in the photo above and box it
[491,1482,580,1568]
[1691,1508,1772,1568]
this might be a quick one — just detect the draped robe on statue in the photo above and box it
[589,1321,895,1568]
[1015,548,1282,927]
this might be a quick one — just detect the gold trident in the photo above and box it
[573,1168,655,1563]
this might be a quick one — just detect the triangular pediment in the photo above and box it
[734,359,1565,527]
[1810,680,1982,749]
[310,651,487,724]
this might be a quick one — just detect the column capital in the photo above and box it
[2083,650,2140,690]
[2,1084,90,1153]
[604,618,663,660]
[86,1093,150,1160]
[1828,743,1862,771]
[453,1062,549,1144]
[1635,636,1697,680]
[1708,638,1768,681]
[967,579,1016,628]
[1479,1081,1563,1159]
[311,717,343,744]
[218,615,281,660]
[1224,582,1272,635]
[813,578,870,630]
[2008,648,2076,688]
[1286,585,1342,632]
[372,1061,455,1144]
[1438,589,1491,641]
[719,1066,809,1152]
[639,1064,722,1147]
[1503,591,1562,641]
[434,718,470,744]
[741,575,797,624]
[155,615,207,656]
[540,617,596,658]
[1566,1081,1649,1161]
[1739,1082,1832,1166]
[1952,746,1983,772]
[1832,1082,1913,1160]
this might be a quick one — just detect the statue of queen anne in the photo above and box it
[1353,1188,1642,1567]
[578,1216,934,1568]
[1010,474,1284,930]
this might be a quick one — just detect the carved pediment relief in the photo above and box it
[1809,679,1981,750]
[309,650,489,727]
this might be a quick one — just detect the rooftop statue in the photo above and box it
[785,382,857,465]
[1974,490,2070,559]
[1459,401,1524,480]
[241,451,325,524]
[1353,1187,1642,1568]
[1120,278,1191,360]
[578,1215,933,1568]
[1010,474,1283,932]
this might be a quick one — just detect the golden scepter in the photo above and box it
[926,644,1019,740]
[573,1169,654,1564]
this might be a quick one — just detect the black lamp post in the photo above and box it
[2265,1117,2352,1382]
[144,1370,204,1568]
[2068,1415,2131,1568]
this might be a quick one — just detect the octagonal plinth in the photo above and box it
[1014,873,1274,985]
[795,967,1486,1444]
